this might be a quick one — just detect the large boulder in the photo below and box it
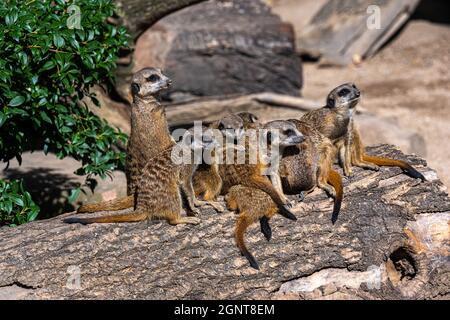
[132,0,303,102]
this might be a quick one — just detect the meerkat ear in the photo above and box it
[250,113,259,123]
[217,121,225,131]
[327,96,335,108]
[131,83,140,95]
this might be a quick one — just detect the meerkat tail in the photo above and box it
[362,155,425,181]
[64,211,148,224]
[235,214,259,270]
[77,195,134,213]
[327,169,343,224]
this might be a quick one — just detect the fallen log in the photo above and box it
[0,145,448,299]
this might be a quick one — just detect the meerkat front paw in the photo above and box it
[209,202,225,212]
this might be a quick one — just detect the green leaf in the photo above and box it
[53,34,65,48]
[8,96,25,107]
[41,60,55,71]
[0,112,6,127]
[40,111,52,123]
[68,188,81,203]
[27,208,39,222]
[11,196,24,207]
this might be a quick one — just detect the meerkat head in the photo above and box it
[183,126,218,152]
[131,67,172,100]
[236,112,259,126]
[326,83,361,110]
[264,120,304,148]
[217,113,245,143]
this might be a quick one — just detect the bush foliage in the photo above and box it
[0,0,129,225]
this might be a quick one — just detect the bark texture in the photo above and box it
[114,0,206,39]
[0,145,448,299]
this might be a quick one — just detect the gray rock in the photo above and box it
[133,0,303,102]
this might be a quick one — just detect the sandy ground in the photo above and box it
[298,20,450,187]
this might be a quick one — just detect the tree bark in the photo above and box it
[114,0,206,39]
[0,145,448,299]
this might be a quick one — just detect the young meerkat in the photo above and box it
[279,119,343,224]
[225,185,280,270]
[77,67,174,214]
[219,120,304,220]
[193,112,258,204]
[64,122,216,225]
[301,83,425,180]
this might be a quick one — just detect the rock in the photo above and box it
[132,0,302,102]
[0,145,448,299]
[296,0,421,65]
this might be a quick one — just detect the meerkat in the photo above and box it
[301,83,425,181]
[218,120,304,221]
[64,124,216,225]
[193,112,258,204]
[225,185,280,270]
[77,68,174,214]
[279,119,343,224]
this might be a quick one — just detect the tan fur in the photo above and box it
[301,83,425,181]
[279,119,343,223]
[226,185,279,269]
[77,68,174,214]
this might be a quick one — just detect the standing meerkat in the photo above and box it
[301,83,425,180]
[64,123,216,225]
[76,68,175,214]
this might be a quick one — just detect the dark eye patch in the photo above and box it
[147,74,160,82]
[338,88,350,97]
[284,129,295,136]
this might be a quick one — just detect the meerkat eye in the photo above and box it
[217,122,225,131]
[284,129,295,136]
[147,74,160,83]
[338,88,350,97]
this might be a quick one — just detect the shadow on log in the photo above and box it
[0,145,448,299]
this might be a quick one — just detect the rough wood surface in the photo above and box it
[165,93,321,127]
[0,145,448,299]
[114,0,206,39]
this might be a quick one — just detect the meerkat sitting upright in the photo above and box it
[77,68,175,214]
[64,121,217,225]
[279,119,343,224]
[219,119,304,221]
[301,83,425,181]
[193,112,258,205]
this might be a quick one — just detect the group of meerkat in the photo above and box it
[65,68,425,270]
